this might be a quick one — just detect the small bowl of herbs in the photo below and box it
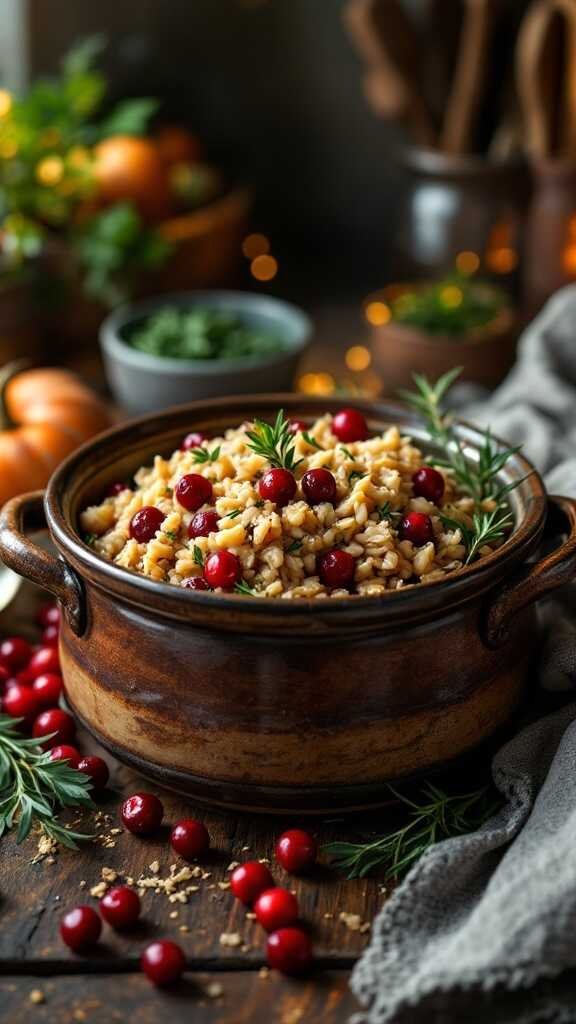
[100,291,312,414]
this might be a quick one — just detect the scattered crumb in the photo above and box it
[29,990,45,1005]
[179,925,190,933]
[149,860,160,874]
[46,856,55,865]
[258,858,270,865]
[89,881,108,899]
[219,931,242,948]
[204,982,223,999]
[217,881,230,890]
[227,861,240,872]
[169,911,179,919]
[360,922,371,933]
[246,911,257,920]
[282,1009,304,1024]
[101,867,118,883]
[324,912,333,919]
[339,911,370,933]
[79,880,87,889]
[259,967,270,979]
[241,944,252,953]
[241,845,250,852]
[31,834,58,864]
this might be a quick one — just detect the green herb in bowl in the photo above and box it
[127,308,284,361]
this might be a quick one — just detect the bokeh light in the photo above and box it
[439,285,463,309]
[345,345,372,371]
[298,372,336,396]
[364,300,391,326]
[0,90,12,118]
[456,250,480,275]
[485,247,518,274]
[242,233,270,259]
[36,156,64,186]
[250,254,278,281]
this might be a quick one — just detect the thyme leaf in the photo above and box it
[246,410,303,471]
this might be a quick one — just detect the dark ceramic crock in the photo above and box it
[1,395,575,814]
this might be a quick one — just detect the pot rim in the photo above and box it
[44,393,546,625]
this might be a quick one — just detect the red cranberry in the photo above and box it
[41,624,59,647]
[182,576,210,591]
[28,645,60,678]
[301,468,336,505]
[141,940,186,986]
[32,673,63,708]
[275,829,317,874]
[129,506,165,543]
[0,636,32,671]
[15,666,36,686]
[267,927,313,975]
[37,603,60,628]
[288,419,307,434]
[2,683,40,725]
[60,906,102,952]
[203,550,241,589]
[121,792,164,835]
[100,886,141,929]
[412,466,445,504]
[170,819,210,861]
[0,664,11,693]
[332,408,368,443]
[181,431,208,451]
[230,861,274,905]
[317,549,356,589]
[254,888,299,932]
[258,468,296,507]
[188,509,219,539]
[175,473,213,512]
[398,511,434,546]
[106,481,129,497]
[33,708,76,747]
[49,744,81,769]
[78,755,109,791]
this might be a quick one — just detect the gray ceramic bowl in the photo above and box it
[100,291,312,415]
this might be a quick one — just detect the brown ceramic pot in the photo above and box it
[1,396,575,814]
[371,284,518,395]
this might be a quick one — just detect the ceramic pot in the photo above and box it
[1,396,575,814]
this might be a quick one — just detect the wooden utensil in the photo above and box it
[516,0,576,158]
[343,0,437,147]
[440,0,498,154]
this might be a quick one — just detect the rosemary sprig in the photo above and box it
[83,533,97,547]
[246,410,303,471]
[302,431,323,451]
[0,715,94,847]
[340,445,355,460]
[191,445,221,464]
[440,507,514,565]
[224,509,242,521]
[193,544,204,568]
[349,470,367,484]
[234,580,258,596]
[324,781,500,880]
[376,502,402,524]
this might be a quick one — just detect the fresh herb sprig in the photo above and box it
[234,580,258,596]
[324,781,500,880]
[191,445,221,465]
[0,716,94,847]
[302,432,323,451]
[440,507,514,564]
[246,410,303,471]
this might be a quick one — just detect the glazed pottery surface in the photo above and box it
[1,395,576,813]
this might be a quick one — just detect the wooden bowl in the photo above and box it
[371,284,518,394]
[1,396,575,813]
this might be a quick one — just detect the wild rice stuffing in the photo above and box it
[79,410,501,599]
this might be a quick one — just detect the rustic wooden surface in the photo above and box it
[0,582,386,1021]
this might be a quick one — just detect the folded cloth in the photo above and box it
[351,287,576,1023]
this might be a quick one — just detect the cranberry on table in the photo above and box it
[254,888,299,932]
[41,624,59,647]
[49,744,81,769]
[175,473,213,512]
[121,792,164,835]
[129,506,165,543]
[33,708,76,747]
[106,481,129,497]
[275,829,317,874]
[37,603,60,629]
[28,645,60,678]
[0,664,11,693]
[182,576,210,591]
[332,408,369,443]
[317,549,356,589]
[2,683,40,725]
[141,939,186,986]
[0,636,32,671]
[203,550,241,590]
[78,755,109,791]
[266,927,313,976]
[60,906,102,952]
[398,511,434,547]
[288,419,307,434]
[258,468,296,508]
[15,666,36,686]
[230,861,274,905]
[181,431,208,451]
[100,886,141,929]
[170,819,210,861]
[412,466,445,505]
[32,672,63,708]
[301,468,337,506]
[188,509,219,539]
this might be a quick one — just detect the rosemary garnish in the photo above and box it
[193,545,204,568]
[302,431,323,451]
[0,716,94,847]
[83,533,96,547]
[246,410,303,471]
[164,529,178,541]
[349,470,367,484]
[224,509,242,521]
[234,580,258,596]
[191,445,221,464]
[286,539,303,555]
[324,781,500,880]
[340,445,355,460]
[376,502,401,523]
[440,508,514,564]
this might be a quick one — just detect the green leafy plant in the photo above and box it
[390,274,505,337]
[324,781,500,880]
[246,409,303,471]
[0,715,93,847]
[128,308,284,362]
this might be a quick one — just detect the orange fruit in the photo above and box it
[93,135,172,222]
[154,125,203,167]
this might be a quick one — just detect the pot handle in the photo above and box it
[484,495,576,648]
[0,490,85,636]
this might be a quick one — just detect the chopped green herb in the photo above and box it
[340,445,355,460]
[286,539,303,555]
[164,485,173,496]
[234,580,257,596]
[254,499,265,508]
[224,509,242,521]
[191,445,221,464]
[302,432,323,451]
[193,545,204,568]
[349,471,367,484]
[246,410,303,471]
[83,533,97,547]
[164,529,178,542]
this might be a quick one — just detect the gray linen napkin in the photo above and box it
[351,286,576,1023]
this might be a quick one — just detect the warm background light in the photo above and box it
[345,345,372,371]
[36,156,64,186]
[298,372,336,396]
[242,232,270,259]
[456,250,480,275]
[0,90,12,118]
[485,247,518,274]
[250,253,278,281]
[439,285,463,308]
[364,300,390,326]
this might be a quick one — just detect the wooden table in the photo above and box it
[0,584,382,1023]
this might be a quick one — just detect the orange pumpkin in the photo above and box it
[0,364,113,508]
[154,125,203,167]
[93,135,173,223]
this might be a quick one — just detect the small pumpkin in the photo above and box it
[0,363,113,507]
